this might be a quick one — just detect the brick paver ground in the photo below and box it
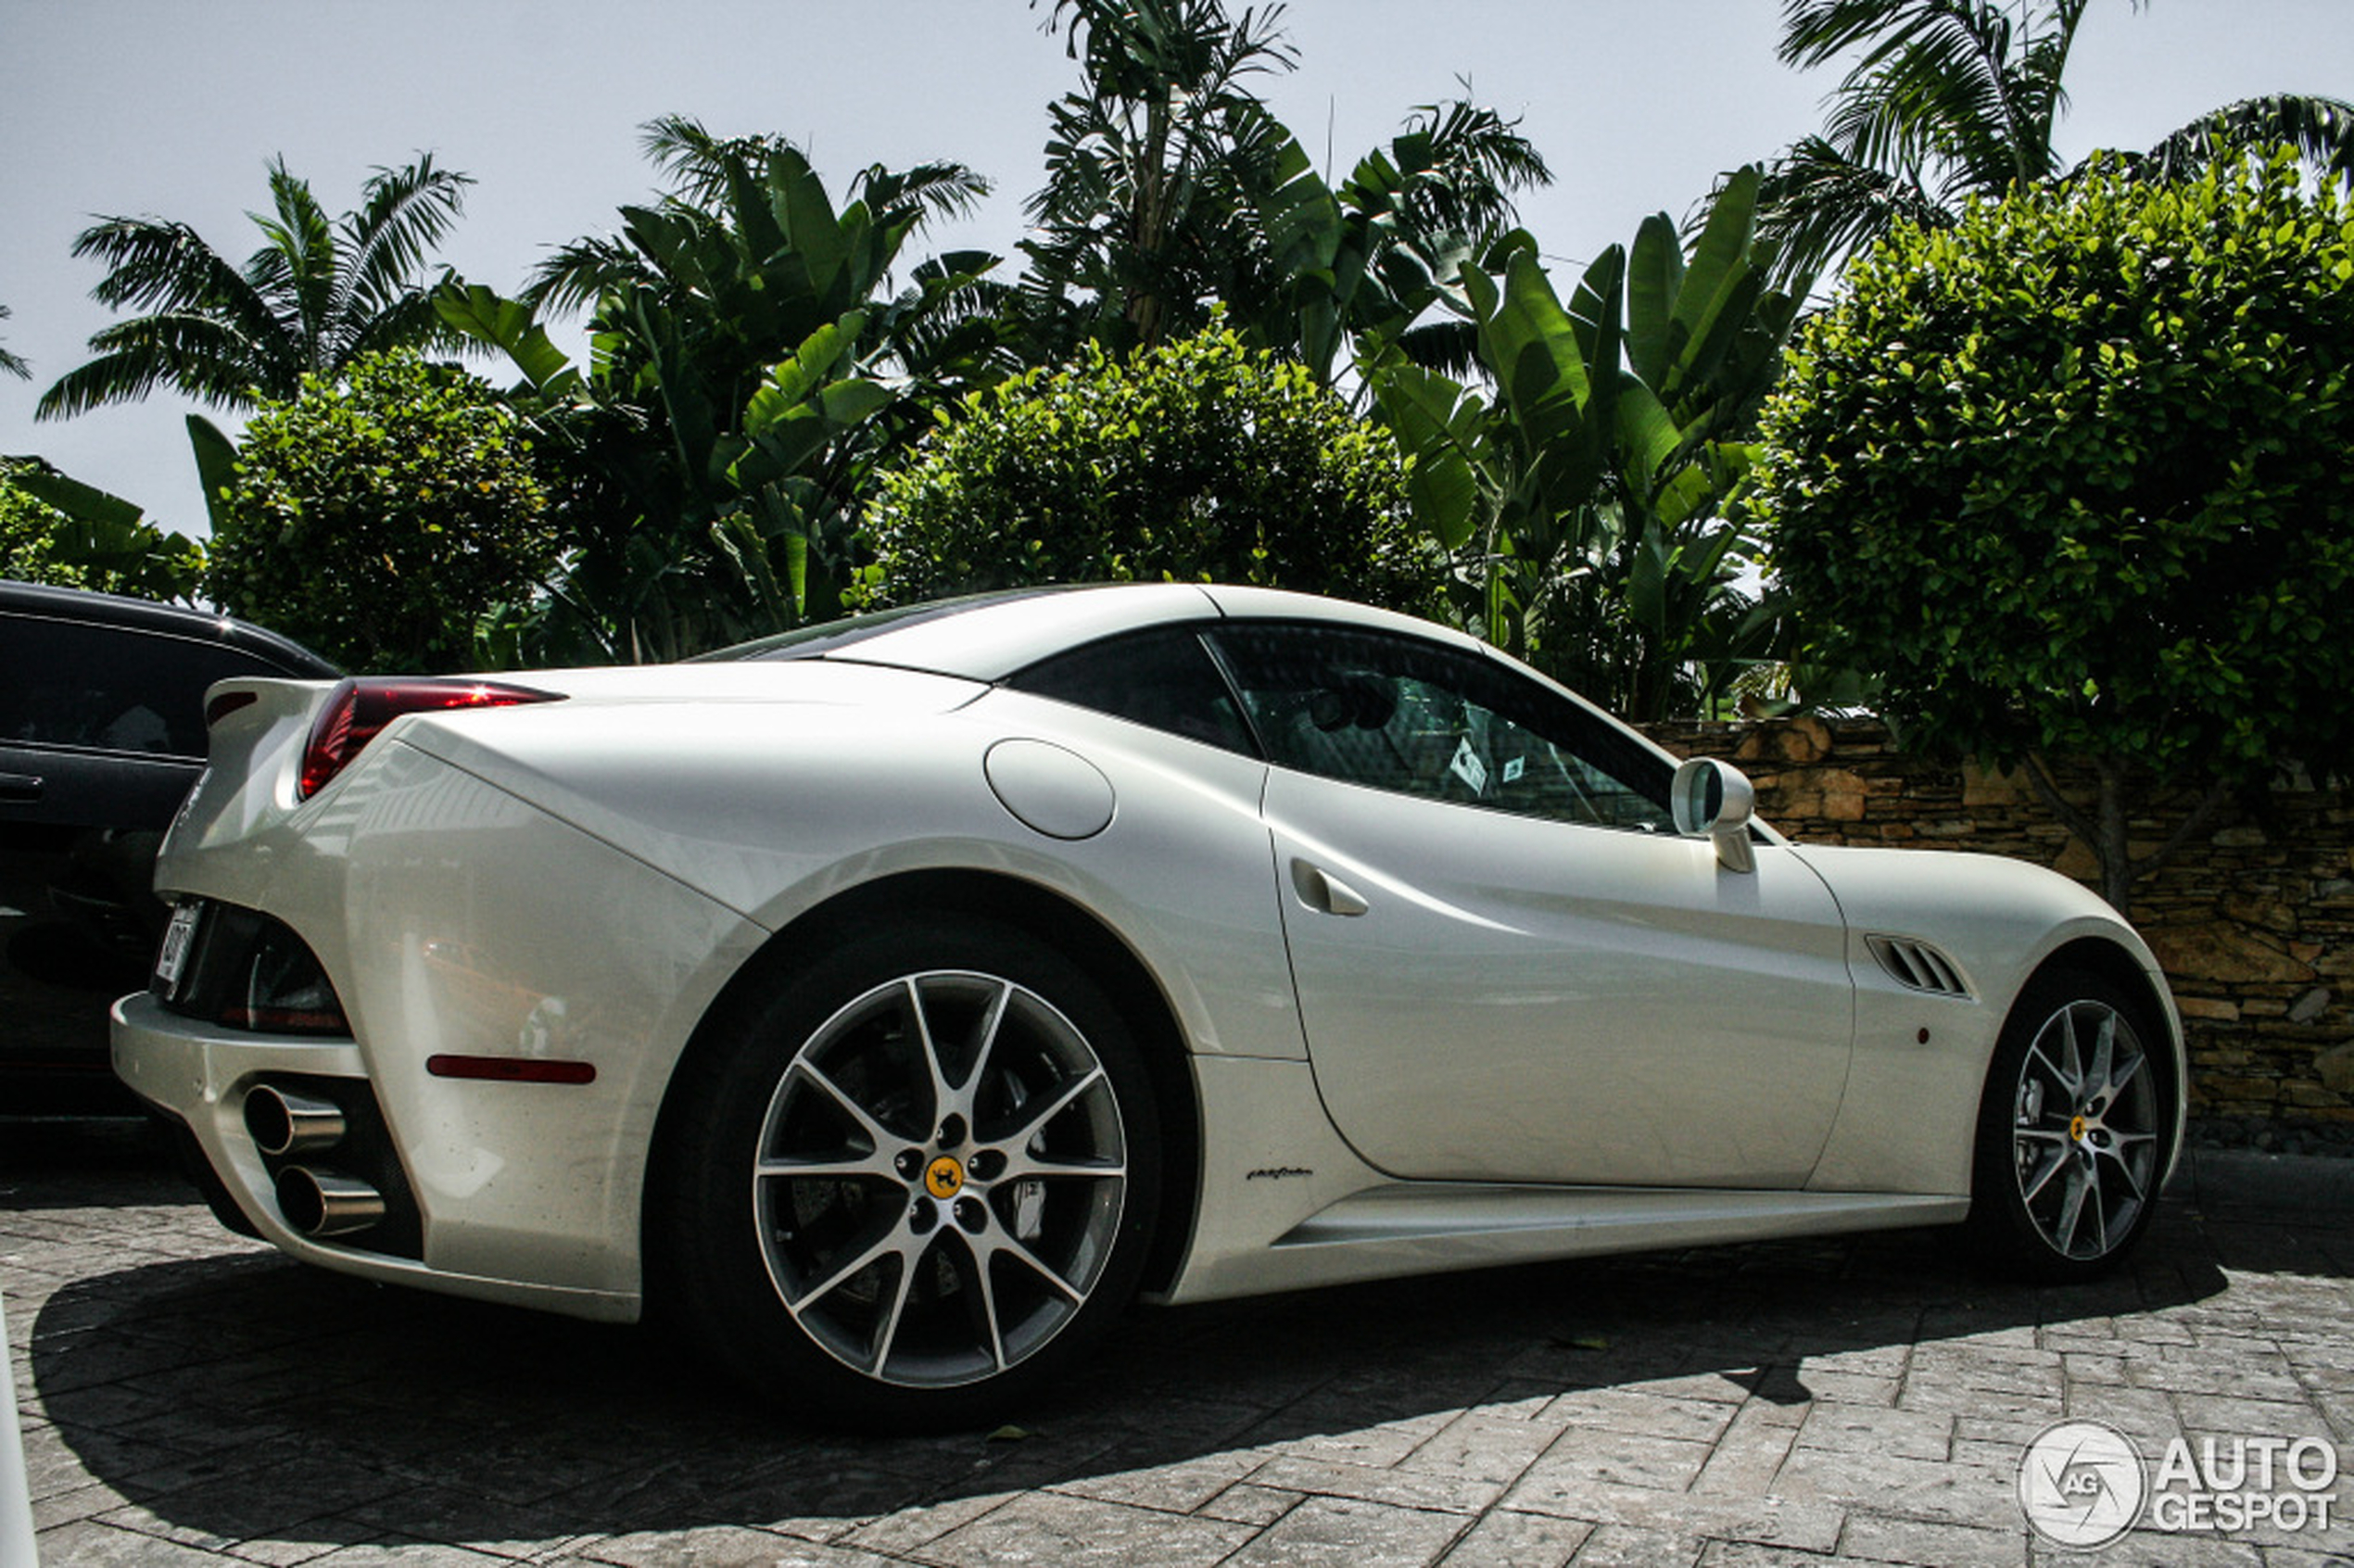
[5,1125,2349,1568]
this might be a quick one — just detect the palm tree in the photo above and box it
[1020,0,1300,354]
[37,154,473,419]
[1754,0,2354,285]
[1020,0,1551,367]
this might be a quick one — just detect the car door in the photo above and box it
[1208,622,1857,1190]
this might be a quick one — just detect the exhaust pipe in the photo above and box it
[245,1085,346,1157]
[274,1166,385,1237]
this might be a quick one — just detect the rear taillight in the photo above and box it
[299,677,563,800]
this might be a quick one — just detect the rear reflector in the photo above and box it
[426,1055,597,1085]
[300,677,563,799]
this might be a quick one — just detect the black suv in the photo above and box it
[1,580,338,1114]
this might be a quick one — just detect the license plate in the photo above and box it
[155,901,203,993]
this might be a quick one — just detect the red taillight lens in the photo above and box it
[298,677,563,800]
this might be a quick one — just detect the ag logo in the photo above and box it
[2019,1420,2145,1549]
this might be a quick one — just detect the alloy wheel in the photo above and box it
[751,970,1128,1388]
[2007,998,2159,1261]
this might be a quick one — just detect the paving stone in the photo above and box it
[293,1540,518,1566]
[1542,1389,1740,1446]
[1566,1523,1703,1566]
[1248,1454,1505,1515]
[1196,1482,1305,1525]
[1792,1402,1954,1462]
[1400,1412,1573,1486]
[1837,1511,2030,1567]
[578,1524,898,1566]
[1433,1508,1590,1568]
[1220,1495,1468,1568]
[1690,1403,1804,1497]
[919,1492,1259,1568]
[34,1517,244,1565]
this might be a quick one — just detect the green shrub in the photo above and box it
[209,351,559,672]
[1753,148,2354,904]
[855,325,1436,614]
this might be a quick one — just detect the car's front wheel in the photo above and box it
[655,917,1158,1430]
[1966,967,2172,1281]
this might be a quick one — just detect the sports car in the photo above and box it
[112,583,2183,1427]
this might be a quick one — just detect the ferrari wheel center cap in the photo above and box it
[924,1155,966,1200]
[2069,1113,2088,1144]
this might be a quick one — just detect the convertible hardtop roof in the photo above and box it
[702,582,1486,685]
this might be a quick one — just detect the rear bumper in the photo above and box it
[110,992,639,1321]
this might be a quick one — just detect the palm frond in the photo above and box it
[1753,135,1951,287]
[525,235,653,315]
[248,157,342,373]
[338,153,475,328]
[851,160,994,230]
[2121,94,2354,184]
[0,305,31,380]
[35,312,279,418]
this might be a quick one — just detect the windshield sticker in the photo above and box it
[1450,737,1489,794]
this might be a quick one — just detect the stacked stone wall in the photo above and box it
[1642,717,2354,1132]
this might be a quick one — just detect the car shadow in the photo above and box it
[19,1181,2302,1555]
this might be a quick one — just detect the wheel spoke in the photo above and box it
[963,979,1015,1102]
[867,1234,927,1375]
[757,1149,900,1182]
[2019,1143,2070,1204]
[903,978,956,1132]
[2055,1162,2092,1254]
[949,1232,1009,1372]
[2026,1043,2074,1100]
[997,1146,1125,1184]
[996,1065,1106,1152]
[2084,1009,2116,1107]
[2105,1048,2145,1105]
[790,1222,908,1311]
[2102,1133,2156,1199]
[2057,1008,2086,1095]
[793,1058,899,1153]
[977,1227,1086,1306]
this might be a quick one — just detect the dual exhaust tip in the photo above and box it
[243,1084,386,1238]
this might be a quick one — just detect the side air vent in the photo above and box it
[1867,935,1973,999]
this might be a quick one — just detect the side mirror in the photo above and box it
[1671,756,1757,874]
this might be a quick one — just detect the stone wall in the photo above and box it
[1643,718,2354,1132]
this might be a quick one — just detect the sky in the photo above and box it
[4,0,2350,536]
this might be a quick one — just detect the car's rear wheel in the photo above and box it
[1967,967,2171,1281]
[656,917,1158,1430]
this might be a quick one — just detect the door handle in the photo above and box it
[1289,858,1370,917]
[0,772,41,803]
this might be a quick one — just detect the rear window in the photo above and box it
[699,588,1081,664]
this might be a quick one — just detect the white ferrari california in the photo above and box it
[112,583,2182,1426]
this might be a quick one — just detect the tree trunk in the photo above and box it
[2019,752,2232,918]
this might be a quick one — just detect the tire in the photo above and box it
[1965,967,2173,1282]
[655,915,1160,1431]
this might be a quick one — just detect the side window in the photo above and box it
[1205,623,1676,832]
[0,614,286,759]
[1006,625,1257,755]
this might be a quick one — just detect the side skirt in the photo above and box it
[1164,1185,1968,1304]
